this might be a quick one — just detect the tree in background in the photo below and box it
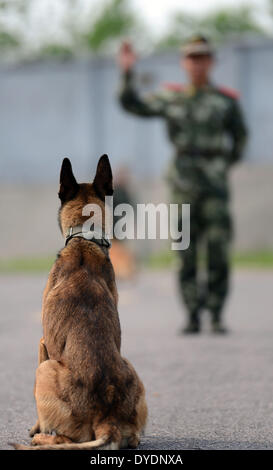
[200,6,265,41]
[156,5,267,51]
[82,0,136,52]
[39,0,140,58]
[0,0,26,56]
[0,0,270,61]
[0,0,143,60]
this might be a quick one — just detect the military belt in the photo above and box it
[177,148,225,158]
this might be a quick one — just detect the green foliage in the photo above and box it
[0,31,19,50]
[0,0,269,59]
[0,0,29,13]
[199,6,264,41]
[156,6,266,51]
[39,44,74,60]
[83,0,135,52]
[0,0,30,55]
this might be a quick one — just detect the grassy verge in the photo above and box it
[0,251,273,274]
[0,255,55,274]
[145,250,273,270]
[232,251,273,268]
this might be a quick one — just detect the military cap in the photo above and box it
[182,35,214,57]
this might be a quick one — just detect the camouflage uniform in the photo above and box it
[119,70,247,329]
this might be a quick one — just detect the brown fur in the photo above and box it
[12,155,147,450]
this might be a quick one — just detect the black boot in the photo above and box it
[211,311,228,334]
[181,311,200,334]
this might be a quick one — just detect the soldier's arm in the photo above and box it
[118,69,166,118]
[226,98,248,166]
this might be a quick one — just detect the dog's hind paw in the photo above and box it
[31,433,51,446]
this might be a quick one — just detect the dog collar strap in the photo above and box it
[65,225,111,249]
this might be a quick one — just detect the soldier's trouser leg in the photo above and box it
[207,236,230,322]
[178,232,200,326]
[176,197,202,327]
[202,197,232,323]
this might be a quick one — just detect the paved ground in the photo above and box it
[1,269,273,450]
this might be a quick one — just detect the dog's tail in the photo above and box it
[10,422,122,451]
[10,433,119,450]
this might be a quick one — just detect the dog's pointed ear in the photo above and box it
[58,158,79,203]
[93,154,113,200]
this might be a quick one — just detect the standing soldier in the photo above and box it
[117,36,247,334]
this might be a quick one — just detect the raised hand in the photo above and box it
[118,41,137,72]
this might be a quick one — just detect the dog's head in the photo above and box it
[58,154,113,237]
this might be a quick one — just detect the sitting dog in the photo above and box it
[13,155,147,450]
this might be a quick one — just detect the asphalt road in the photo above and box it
[1,269,273,450]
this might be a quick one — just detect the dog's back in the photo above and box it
[43,238,120,380]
